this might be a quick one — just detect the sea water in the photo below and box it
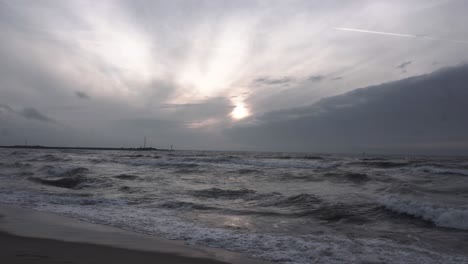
[0,149,467,263]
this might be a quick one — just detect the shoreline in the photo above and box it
[0,204,268,264]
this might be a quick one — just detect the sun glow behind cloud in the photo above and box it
[231,104,250,120]
[175,17,254,104]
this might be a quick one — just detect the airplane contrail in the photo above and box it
[334,27,468,45]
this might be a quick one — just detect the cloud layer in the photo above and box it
[0,0,467,153]
[226,64,468,154]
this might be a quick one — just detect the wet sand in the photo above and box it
[0,205,268,264]
[0,231,228,264]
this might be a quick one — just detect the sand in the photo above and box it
[0,205,269,264]
[0,231,228,264]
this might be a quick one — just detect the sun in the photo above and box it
[231,105,250,120]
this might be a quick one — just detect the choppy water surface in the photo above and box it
[1,149,467,263]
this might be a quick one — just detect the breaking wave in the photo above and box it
[380,195,468,230]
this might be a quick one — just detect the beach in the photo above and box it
[0,205,266,264]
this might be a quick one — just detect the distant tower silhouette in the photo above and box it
[144,137,147,148]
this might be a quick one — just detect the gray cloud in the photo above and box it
[253,77,295,86]
[331,76,343,81]
[226,64,468,154]
[1,1,468,152]
[308,75,326,82]
[109,117,229,150]
[161,97,232,122]
[0,104,14,114]
[20,107,57,124]
[75,91,90,99]
[397,61,412,73]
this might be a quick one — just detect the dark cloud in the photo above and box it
[226,64,468,154]
[331,76,344,81]
[160,103,202,108]
[397,61,412,72]
[308,75,326,82]
[75,91,90,99]
[20,107,57,123]
[253,77,295,86]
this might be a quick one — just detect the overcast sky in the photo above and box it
[1,0,468,153]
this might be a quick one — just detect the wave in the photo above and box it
[259,194,380,222]
[229,159,339,170]
[0,191,466,264]
[31,154,71,162]
[0,162,32,169]
[353,161,409,168]
[191,188,256,199]
[125,159,199,168]
[414,166,468,176]
[261,193,322,209]
[360,157,387,161]
[269,155,324,160]
[158,200,215,210]
[234,168,261,174]
[10,150,28,156]
[324,172,369,183]
[121,155,338,170]
[0,191,123,207]
[29,176,89,189]
[344,172,369,182]
[173,168,205,174]
[300,203,372,223]
[181,156,241,163]
[30,167,95,189]
[88,158,111,164]
[380,195,468,230]
[114,174,139,180]
[46,167,89,177]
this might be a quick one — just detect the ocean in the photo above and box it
[0,148,467,264]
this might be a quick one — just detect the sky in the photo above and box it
[1,0,468,154]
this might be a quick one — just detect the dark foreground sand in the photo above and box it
[0,231,227,264]
[0,205,268,264]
